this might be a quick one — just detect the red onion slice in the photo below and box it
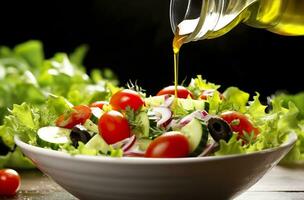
[162,95,174,107]
[176,110,210,128]
[121,135,136,152]
[112,135,136,151]
[151,107,172,127]
[123,145,146,157]
[198,142,219,157]
[124,150,145,157]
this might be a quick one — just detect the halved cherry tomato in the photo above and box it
[145,131,190,158]
[156,86,193,99]
[98,110,131,144]
[200,89,224,100]
[56,105,92,129]
[110,89,144,111]
[0,169,21,196]
[90,101,109,109]
[220,111,259,140]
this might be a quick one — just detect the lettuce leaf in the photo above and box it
[271,92,304,163]
[1,148,34,169]
[188,75,220,98]
[215,134,245,156]
[222,87,250,113]
[0,40,118,169]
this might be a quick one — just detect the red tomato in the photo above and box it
[110,89,144,111]
[90,101,109,109]
[145,131,190,158]
[156,86,193,99]
[98,110,131,144]
[220,111,259,140]
[0,169,21,196]
[56,105,92,129]
[200,89,224,100]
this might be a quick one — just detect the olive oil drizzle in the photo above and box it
[172,33,187,97]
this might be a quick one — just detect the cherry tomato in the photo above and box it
[220,111,259,140]
[200,89,224,100]
[90,101,109,109]
[98,110,131,144]
[110,89,144,111]
[145,131,190,158]
[56,105,92,129]
[0,169,21,196]
[156,86,193,99]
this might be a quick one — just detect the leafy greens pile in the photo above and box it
[271,92,304,163]
[2,75,301,162]
[0,41,117,168]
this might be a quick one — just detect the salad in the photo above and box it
[7,76,300,158]
[271,92,304,163]
[0,41,117,168]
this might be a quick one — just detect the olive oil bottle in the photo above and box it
[171,0,304,94]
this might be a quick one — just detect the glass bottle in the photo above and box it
[170,0,304,43]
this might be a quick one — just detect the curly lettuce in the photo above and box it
[187,76,300,160]
[271,92,304,163]
[0,40,117,168]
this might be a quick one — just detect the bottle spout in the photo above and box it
[170,0,258,41]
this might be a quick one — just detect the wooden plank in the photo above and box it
[1,170,77,200]
[236,192,304,200]
[3,166,304,200]
[249,165,304,192]
[1,191,76,200]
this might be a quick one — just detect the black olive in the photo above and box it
[70,125,92,148]
[207,117,232,142]
[0,137,11,155]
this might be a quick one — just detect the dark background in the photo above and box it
[0,0,303,97]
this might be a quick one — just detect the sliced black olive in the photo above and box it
[0,137,11,155]
[207,117,232,142]
[70,125,92,148]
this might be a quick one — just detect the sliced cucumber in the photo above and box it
[178,99,206,111]
[133,112,150,138]
[85,134,110,154]
[90,107,104,124]
[145,96,165,107]
[83,119,99,135]
[180,118,208,156]
[37,126,71,150]
[145,96,206,111]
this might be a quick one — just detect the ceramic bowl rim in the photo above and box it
[15,132,297,165]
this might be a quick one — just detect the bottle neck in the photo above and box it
[171,0,259,41]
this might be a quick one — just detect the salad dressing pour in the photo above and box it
[172,30,187,97]
[171,0,304,96]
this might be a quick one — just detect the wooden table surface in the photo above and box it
[2,165,304,200]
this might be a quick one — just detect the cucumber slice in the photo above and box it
[83,119,99,134]
[90,107,104,124]
[37,126,71,150]
[85,134,110,154]
[145,96,165,107]
[133,112,150,138]
[180,118,208,156]
[178,99,206,111]
[145,96,206,111]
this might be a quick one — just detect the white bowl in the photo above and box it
[15,133,297,200]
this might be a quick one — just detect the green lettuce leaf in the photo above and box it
[215,134,245,156]
[0,40,117,169]
[222,87,249,113]
[14,40,44,70]
[247,93,267,120]
[1,148,34,169]
[187,75,220,98]
[271,92,304,163]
